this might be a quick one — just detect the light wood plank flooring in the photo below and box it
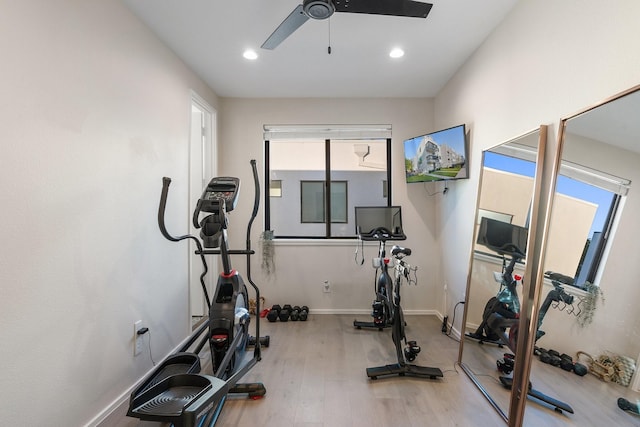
[109,314,506,426]
[461,333,640,426]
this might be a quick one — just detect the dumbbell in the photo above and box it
[290,306,300,321]
[267,305,281,322]
[560,353,575,372]
[539,348,562,367]
[279,304,292,322]
[299,306,309,321]
[247,335,271,347]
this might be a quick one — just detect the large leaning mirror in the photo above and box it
[523,86,640,426]
[459,127,545,422]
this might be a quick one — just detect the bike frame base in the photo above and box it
[465,332,504,347]
[353,319,391,330]
[499,376,574,414]
[366,363,443,380]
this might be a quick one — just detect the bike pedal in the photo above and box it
[408,341,421,354]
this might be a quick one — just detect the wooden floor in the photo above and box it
[110,314,640,426]
[461,334,640,426]
[112,314,505,427]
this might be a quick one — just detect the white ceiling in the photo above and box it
[122,0,519,98]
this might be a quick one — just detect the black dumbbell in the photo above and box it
[299,306,309,321]
[247,335,270,347]
[290,306,300,321]
[267,304,281,322]
[560,353,574,371]
[279,304,292,322]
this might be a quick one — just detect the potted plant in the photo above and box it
[577,281,605,328]
[260,230,275,275]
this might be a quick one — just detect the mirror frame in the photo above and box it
[516,84,640,425]
[458,125,549,426]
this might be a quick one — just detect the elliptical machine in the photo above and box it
[127,160,267,426]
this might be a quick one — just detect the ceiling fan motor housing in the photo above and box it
[303,0,335,20]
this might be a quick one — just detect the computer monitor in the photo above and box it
[355,206,406,241]
[476,217,528,257]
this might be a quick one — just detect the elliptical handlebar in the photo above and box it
[158,176,211,307]
[244,159,263,360]
[246,160,259,243]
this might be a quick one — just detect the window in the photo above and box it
[301,181,347,223]
[545,162,628,288]
[483,150,629,289]
[264,125,392,238]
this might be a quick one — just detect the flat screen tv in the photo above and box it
[476,217,528,257]
[404,124,468,183]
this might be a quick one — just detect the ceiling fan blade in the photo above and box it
[261,4,310,50]
[334,0,433,18]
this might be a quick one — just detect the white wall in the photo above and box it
[0,2,218,426]
[218,98,442,313]
[5,0,640,425]
[434,0,640,355]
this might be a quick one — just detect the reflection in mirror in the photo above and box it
[524,86,640,426]
[460,129,542,422]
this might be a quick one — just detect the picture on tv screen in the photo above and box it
[404,124,468,183]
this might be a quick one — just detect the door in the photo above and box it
[189,93,216,322]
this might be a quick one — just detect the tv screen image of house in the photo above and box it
[404,124,468,183]
[476,217,528,257]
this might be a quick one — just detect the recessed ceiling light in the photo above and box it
[243,49,258,60]
[389,48,404,59]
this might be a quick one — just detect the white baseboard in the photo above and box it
[310,308,440,316]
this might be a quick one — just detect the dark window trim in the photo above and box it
[264,137,391,239]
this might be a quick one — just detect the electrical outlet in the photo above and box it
[134,320,144,356]
[323,280,331,293]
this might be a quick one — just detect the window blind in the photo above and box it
[263,124,392,140]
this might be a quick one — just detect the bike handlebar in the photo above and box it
[391,245,411,257]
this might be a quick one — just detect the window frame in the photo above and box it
[264,137,392,239]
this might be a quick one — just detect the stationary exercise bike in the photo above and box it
[353,206,408,331]
[365,245,443,380]
[469,242,574,414]
[353,227,397,330]
[127,160,267,426]
[466,257,574,349]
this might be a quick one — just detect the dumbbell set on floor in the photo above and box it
[266,304,309,322]
[536,348,588,376]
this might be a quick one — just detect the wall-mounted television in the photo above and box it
[404,124,468,183]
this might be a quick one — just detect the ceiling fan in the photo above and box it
[261,0,433,50]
